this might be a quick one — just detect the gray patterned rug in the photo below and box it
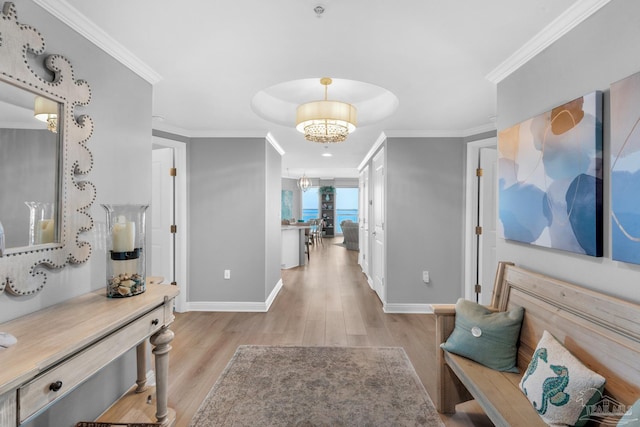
[189,345,444,427]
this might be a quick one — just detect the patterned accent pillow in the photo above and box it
[519,330,606,426]
[440,298,524,372]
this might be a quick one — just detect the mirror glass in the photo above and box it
[0,81,60,249]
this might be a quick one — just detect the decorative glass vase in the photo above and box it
[25,201,55,245]
[102,204,149,298]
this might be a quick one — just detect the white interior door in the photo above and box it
[359,166,370,279]
[151,147,174,285]
[478,147,498,306]
[372,149,385,302]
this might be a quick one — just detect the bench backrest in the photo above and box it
[492,262,640,407]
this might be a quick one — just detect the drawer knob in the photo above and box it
[151,319,159,326]
[49,381,63,392]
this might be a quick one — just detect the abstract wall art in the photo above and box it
[497,92,603,256]
[281,190,293,220]
[611,72,640,264]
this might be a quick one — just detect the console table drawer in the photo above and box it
[18,306,165,423]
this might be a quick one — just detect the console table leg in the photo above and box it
[135,341,148,393]
[150,326,174,426]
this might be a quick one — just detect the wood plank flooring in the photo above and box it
[167,238,493,426]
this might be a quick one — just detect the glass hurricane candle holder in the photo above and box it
[25,201,55,245]
[102,204,149,298]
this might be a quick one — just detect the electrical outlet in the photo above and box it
[422,271,430,283]
[224,269,231,279]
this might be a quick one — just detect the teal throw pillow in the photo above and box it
[440,298,524,373]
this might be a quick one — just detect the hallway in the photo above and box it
[167,238,491,426]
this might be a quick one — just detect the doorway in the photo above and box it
[151,136,187,312]
[464,138,498,305]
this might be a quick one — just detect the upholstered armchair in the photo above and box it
[341,220,359,251]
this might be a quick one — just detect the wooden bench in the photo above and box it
[433,262,640,427]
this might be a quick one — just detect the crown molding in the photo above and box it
[384,123,496,139]
[266,132,285,156]
[358,131,387,171]
[486,0,611,84]
[33,0,162,85]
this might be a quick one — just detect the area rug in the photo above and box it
[189,346,444,427]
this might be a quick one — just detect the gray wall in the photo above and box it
[188,137,281,303]
[496,0,640,303]
[0,1,153,425]
[385,137,466,304]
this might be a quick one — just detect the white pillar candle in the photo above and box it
[112,218,135,252]
[36,219,54,244]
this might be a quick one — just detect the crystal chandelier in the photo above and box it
[296,77,357,143]
[297,173,312,192]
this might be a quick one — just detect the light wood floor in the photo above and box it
[167,237,493,427]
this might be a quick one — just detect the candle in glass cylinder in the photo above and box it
[36,219,54,244]
[112,216,135,252]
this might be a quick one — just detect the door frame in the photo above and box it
[152,136,187,312]
[464,137,497,302]
[372,147,386,303]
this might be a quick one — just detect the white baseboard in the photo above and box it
[382,303,435,314]
[265,278,283,311]
[184,279,283,312]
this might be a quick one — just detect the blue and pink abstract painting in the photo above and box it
[611,72,640,264]
[498,92,603,256]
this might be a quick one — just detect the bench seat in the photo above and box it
[444,352,547,427]
[434,262,640,427]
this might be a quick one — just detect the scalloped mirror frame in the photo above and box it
[0,2,95,296]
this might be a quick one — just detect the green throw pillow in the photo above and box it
[440,298,524,373]
[519,330,606,427]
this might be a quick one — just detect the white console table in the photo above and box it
[0,283,180,426]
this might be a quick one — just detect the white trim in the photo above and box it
[358,131,386,171]
[33,0,162,85]
[384,123,496,139]
[486,0,611,84]
[152,120,271,140]
[266,132,285,156]
[383,303,434,314]
[265,278,284,311]
[185,279,283,313]
[464,138,497,302]
[151,136,188,312]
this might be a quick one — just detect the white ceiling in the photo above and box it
[45,0,594,178]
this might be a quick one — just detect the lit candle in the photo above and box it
[112,216,135,252]
[36,219,54,244]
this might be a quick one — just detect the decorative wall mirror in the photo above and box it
[0,2,95,296]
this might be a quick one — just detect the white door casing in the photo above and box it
[151,136,187,312]
[478,147,498,306]
[372,148,385,303]
[464,137,498,304]
[151,147,174,288]
[359,166,370,280]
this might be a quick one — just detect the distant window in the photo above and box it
[336,187,358,234]
[302,187,319,222]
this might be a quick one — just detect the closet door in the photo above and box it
[359,166,370,279]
